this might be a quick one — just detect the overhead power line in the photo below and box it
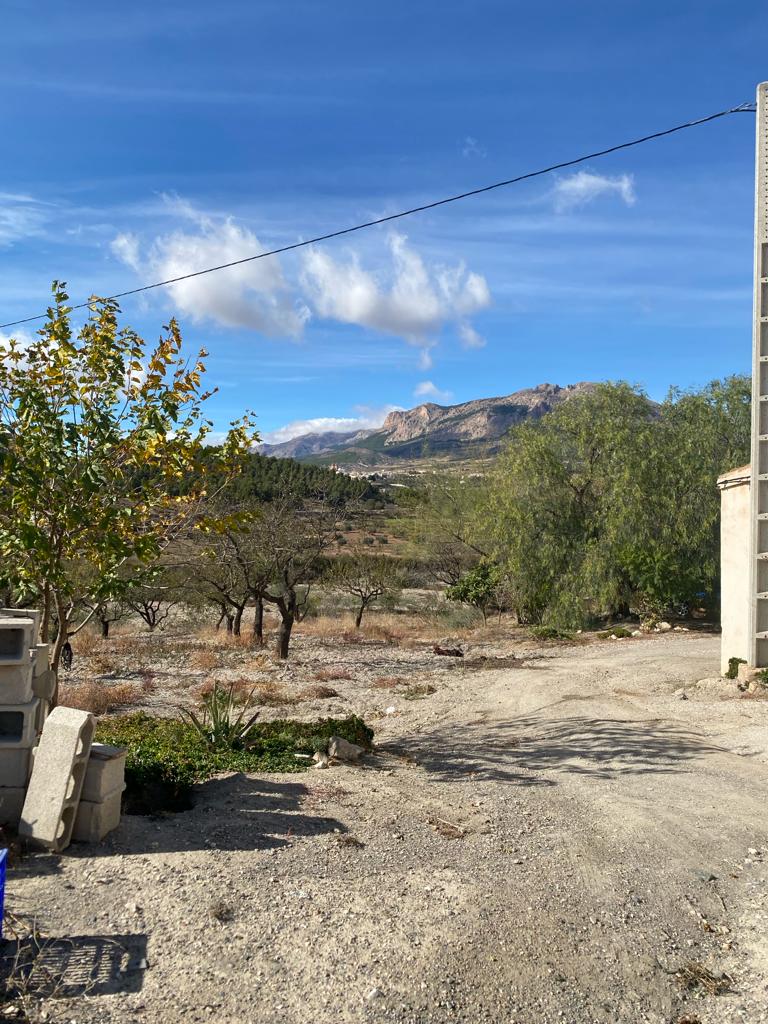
[0,101,757,331]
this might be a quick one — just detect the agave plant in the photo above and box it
[181,680,261,751]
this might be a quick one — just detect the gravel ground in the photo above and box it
[4,630,768,1024]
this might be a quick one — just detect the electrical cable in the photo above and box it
[0,101,756,331]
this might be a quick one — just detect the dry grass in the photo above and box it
[427,816,466,839]
[372,675,405,689]
[313,666,352,682]
[59,681,143,716]
[250,680,299,707]
[299,684,339,700]
[189,648,219,672]
[673,962,733,996]
[403,682,437,700]
[88,652,119,676]
[193,677,263,705]
[72,631,105,657]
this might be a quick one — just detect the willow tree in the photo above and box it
[0,282,255,685]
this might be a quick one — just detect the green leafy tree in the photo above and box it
[484,378,750,627]
[0,283,255,688]
[446,561,504,624]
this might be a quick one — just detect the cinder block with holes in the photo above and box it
[34,699,49,735]
[0,787,25,826]
[0,661,34,704]
[81,744,127,802]
[73,784,125,843]
[0,699,40,748]
[0,608,41,639]
[0,618,35,666]
[0,747,31,787]
[19,706,95,852]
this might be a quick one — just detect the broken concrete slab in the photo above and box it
[81,744,127,803]
[0,747,31,788]
[19,706,95,852]
[328,736,366,763]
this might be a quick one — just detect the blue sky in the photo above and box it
[1,1,766,441]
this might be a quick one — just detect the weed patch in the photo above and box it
[59,681,143,716]
[96,712,374,814]
[313,667,352,682]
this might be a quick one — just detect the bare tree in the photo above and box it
[329,552,406,628]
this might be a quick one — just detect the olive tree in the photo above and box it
[329,551,406,628]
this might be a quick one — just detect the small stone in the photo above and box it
[367,988,383,1000]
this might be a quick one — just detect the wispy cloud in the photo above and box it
[553,170,636,212]
[263,404,401,443]
[414,380,453,403]
[462,136,487,158]
[301,232,490,364]
[111,198,309,336]
[0,193,49,246]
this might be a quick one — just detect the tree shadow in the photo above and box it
[383,709,726,785]
[78,773,347,857]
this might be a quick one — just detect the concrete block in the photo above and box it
[31,668,55,701]
[19,706,95,852]
[1,608,41,640]
[0,787,25,826]
[0,747,31,787]
[81,744,127,803]
[0,661,34,704]
[73,785,124,843]
[0,699,40,748]
[32,644,49,675]
[0,619,35,665]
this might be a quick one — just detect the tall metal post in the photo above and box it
[749,82,768,666]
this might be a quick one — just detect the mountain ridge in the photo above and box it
[259,382,597,469]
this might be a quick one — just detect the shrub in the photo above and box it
[403,683,436,700]
[190,648,219,672]
[530,626,574,641]
[596,627,633,639]
[372,675,403,689]
[96,713,374,814]
[182,681,261,751]
[725,657,746,680]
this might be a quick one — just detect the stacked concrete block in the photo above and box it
[73,744,127,843]
[0,614,42,826]
[19,706,95,851]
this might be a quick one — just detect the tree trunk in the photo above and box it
[101,618,110,638]
[50,595,71,708]
[225,613,234,634]
[276,592,296,660]
[233,604,244,637]
[253,597,264,645]
[355,602,365,629]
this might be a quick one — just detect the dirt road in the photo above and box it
[5,632,768,1023]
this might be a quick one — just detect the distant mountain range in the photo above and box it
[258,382,597,470]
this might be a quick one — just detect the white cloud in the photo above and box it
[0,193,48,246]
[111,200,309,337]
[457,322,486,349]
[462,136,486,158]
[553,171,636,212]
[414,380,453,403]
[300,232,490,362]
[264,404,400,444]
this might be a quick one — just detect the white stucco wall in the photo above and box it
[719,467,751,675]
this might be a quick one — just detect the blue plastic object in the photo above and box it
[0,849,6,940]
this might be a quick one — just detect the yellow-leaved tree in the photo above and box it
[0,283,256,692]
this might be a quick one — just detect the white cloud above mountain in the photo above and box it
[553,170,636,212]
[414,380,453,402]
[263,403,401,443]
[300,232,490,362]
[111,200,309,336]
